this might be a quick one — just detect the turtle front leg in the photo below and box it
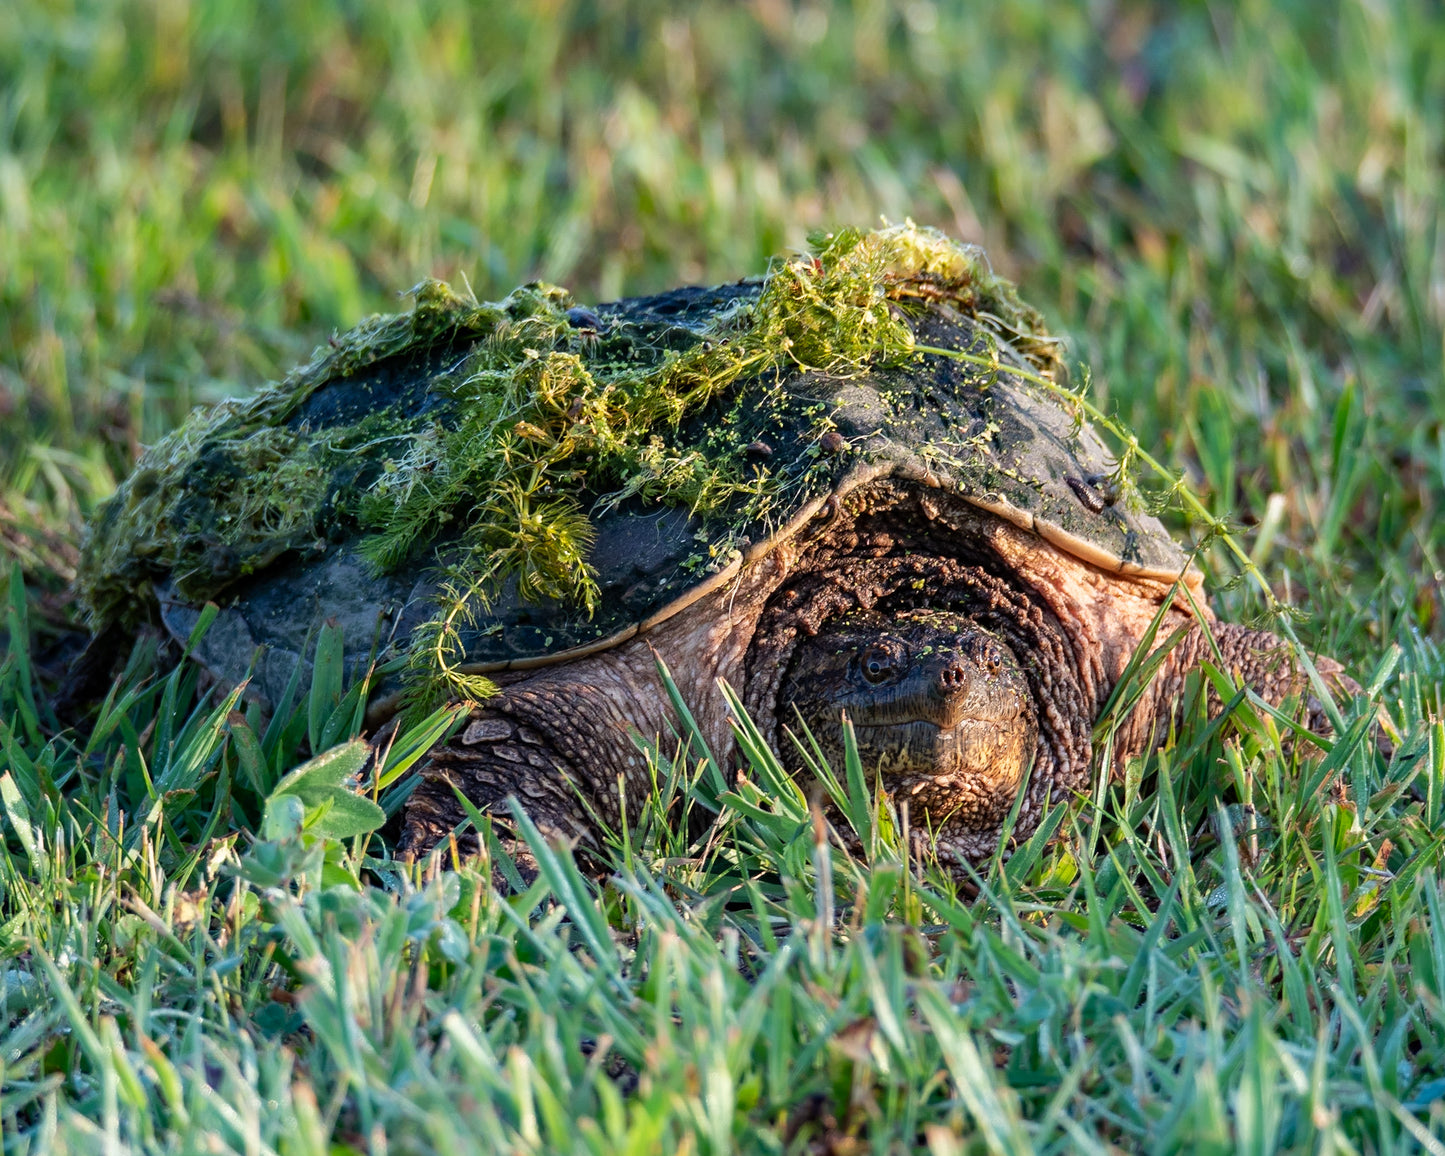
[1113,621,1360,761]
[400,667,665,873]
[401,709,600,870]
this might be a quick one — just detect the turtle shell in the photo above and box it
[142,277,1199,714]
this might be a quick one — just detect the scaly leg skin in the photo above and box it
[401,711,595,881]
[1113,621,1361,762]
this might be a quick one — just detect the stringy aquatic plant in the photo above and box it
[78,223,1066,705]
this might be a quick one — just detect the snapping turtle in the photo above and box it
[78,225,1355,866]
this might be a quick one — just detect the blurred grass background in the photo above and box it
[3,0,1441,662]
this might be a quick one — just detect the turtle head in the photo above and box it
[780,608,1038,832]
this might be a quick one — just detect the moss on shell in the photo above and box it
[79,222,1065,702]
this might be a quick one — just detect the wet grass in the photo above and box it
[2,0,1444,1150]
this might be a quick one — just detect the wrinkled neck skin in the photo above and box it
[740,482,1202,863]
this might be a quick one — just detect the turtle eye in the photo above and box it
[983,645,1003,676]
[860,642,903,684]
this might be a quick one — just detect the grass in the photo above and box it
[2,0,1443,1150]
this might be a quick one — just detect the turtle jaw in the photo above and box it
[852,711,1039,820]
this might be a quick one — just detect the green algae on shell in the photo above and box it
[79,223,1189,709]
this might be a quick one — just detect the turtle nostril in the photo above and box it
[937,664,967,692]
